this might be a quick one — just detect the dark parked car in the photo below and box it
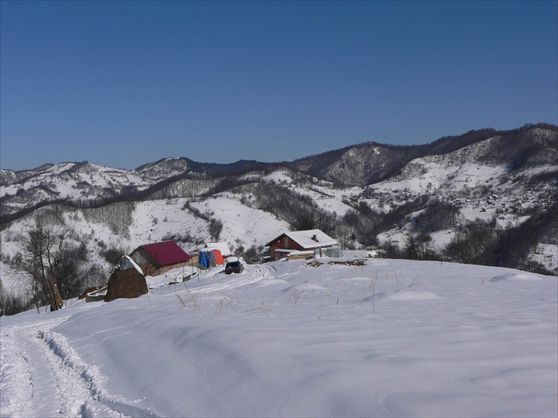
[225,260,244,274]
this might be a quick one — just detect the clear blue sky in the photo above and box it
[1,1,557,170]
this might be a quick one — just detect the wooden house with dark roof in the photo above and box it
[265,229,338,261]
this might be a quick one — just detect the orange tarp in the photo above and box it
[212,249,225,265]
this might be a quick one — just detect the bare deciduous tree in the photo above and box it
[12,210,81,311]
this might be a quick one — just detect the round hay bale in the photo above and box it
[105,268,148,302]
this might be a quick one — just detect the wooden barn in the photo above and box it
[265,229,338,261]
[129,240,192,276]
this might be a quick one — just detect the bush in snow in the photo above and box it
[403,232,439,261]
[209,219,223,241]
[235,245,262,264]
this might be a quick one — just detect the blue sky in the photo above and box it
[1,1,557,170]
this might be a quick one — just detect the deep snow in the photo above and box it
[1,259,557,417]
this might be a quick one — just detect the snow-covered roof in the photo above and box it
[267,229,338,250]
[121,255,144,276]
[203,242,232,257]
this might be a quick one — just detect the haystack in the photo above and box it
[105,267,148,302]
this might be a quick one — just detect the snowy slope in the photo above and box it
[0,160,194,216]
[0,194,292,297]
[1,162,146,198]
[1,125,557,298]
[242,168,358,216]
[189,193,290,248]
[367,135,555,210]
[1,260,556,417]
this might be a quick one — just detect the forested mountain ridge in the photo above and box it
[1,124,556,312]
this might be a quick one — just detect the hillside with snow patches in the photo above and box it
[1,259,556,417]
[1,124,557,300]
[1,125,557,417]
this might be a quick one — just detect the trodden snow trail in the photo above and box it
[186,263,275,295]
[1,316,157,418]
[1,317,69,418]
[15,326,84,416]
[0,264,274,418]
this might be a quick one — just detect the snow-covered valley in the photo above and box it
[1,259,556,417]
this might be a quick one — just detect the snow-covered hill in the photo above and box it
[1,124,557,302]
[3,124,555,217]
[367,133,557,220]
[0,159,198,216]
[1,259,556,417]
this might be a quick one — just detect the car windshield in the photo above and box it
[227,262,240,268]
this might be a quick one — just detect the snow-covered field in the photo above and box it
[1,259,556,417]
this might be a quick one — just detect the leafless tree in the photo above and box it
[11,210,82,311]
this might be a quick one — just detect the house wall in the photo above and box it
[150,261,191,277]
[287,252,314,261]
[268,235,304,261]
[130,249,158,276]
[189,254,199,266]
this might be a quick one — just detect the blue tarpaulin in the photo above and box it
[198,251,208,269]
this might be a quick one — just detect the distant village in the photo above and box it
[84,228,364,303]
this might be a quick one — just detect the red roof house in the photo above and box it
[129,240,191,276]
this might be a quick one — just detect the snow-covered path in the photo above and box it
[9,324,104,417]
[188,263,274,294]
[1,319,73,418]
[0,264,274,418]
[1,316,159,417]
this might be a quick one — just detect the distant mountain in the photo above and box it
[1,123,556,295]
[288,124,558,185]
[2,124,556,219]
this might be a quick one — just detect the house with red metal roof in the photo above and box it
[129,240,192,276]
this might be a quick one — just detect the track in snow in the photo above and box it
[193,264,274,294]
[1,320,158,418]
[0,264,276,417]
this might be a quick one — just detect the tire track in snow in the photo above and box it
[38,330,160,418]
[190,264,275,295]
[1,318,159,418]
[0,329,33,418]
[0,319,68,417]
[15,327,75,416]
[1,265,276,417]
[1,324,86,418]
